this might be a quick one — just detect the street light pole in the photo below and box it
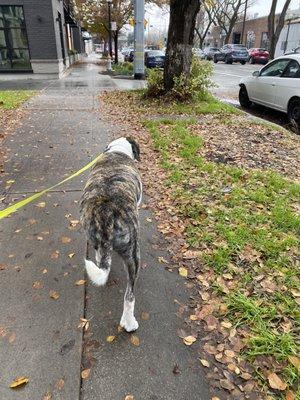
[107,0,113,59]
[134,0,145,79]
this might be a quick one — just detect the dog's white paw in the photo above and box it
[120,315,139,332]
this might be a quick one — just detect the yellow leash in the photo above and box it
[0,154,102,221]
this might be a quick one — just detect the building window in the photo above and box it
[0,6,31,71]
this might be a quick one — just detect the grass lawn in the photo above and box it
[100,90,300,399]
[0,90,35,109]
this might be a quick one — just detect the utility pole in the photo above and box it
[134,0,145,79]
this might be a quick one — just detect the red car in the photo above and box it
[248,48,269,64]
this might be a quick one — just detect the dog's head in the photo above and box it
[126,137,141,161]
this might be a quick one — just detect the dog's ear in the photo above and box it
[126,137,141,161]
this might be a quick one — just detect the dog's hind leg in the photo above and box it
[120,243,140,332]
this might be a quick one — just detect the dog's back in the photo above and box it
[80,152,141,258]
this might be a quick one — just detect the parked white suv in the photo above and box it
[239,54,300,130]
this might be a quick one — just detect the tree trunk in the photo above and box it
[268,0,291,59]
[114,30,119,64]
[164,0,200,92]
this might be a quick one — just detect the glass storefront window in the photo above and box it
[0,5,31,71]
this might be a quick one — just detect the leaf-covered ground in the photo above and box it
[100,90,300,400]
[0,90,35,181]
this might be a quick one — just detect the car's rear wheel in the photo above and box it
[239,86,252,108]
[213,56,218,63]
[240,61,246,65]
[225,56,232,64]
[249,57,255,64]
[288,99,300,133]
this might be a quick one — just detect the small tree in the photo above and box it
[268,0,291,59]
[164,0,201,91]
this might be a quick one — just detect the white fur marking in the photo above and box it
[85,259,110,286]
[120,298,139,332]
[105,137,134,159]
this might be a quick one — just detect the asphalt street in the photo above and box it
[0,58,210,400]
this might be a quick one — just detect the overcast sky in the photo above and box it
[144,0,300,32]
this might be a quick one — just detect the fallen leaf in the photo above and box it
[6,179,15,184]
[178,267,188,277]
[182,250,201,259]
[141,312,149,320]
[267,372,287,391]
[183,335,196,346]
[75,280,86,286]
[124,396,134,400]
[68,253,75,259]
[43,392,52,400]
[50,250,59,259]
[42,269,48,274]
[200,359,210,367]
[61,236,71,244]
[106,335,116,343]
[32,281,44,289]
[37,202,45,208]
[70,219,79,227]
[130,335,140,346]
[221,321,232,329]
[219,379,235,391]
[78,318,90,331]
[49,290,60,300]
[10,376,29,388]
[158,256,168,264]
[224,349,235,358]
[288,356,300,373]
[9,332,16,343]
[55,378,64,390]
[81,369,91,379]
[285,390,295,400]
[189,314,197,321]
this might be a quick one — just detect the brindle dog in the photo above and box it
[80,137,142,332]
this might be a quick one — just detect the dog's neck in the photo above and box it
[105,138,133,159]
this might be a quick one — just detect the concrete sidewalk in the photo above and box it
[0,59,210,400]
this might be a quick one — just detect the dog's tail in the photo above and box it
[84,204,114,286]
[84,259,110,286]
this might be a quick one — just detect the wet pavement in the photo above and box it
[0,58,210,399]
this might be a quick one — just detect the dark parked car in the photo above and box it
[145,50,165,68]
[248,48,269,64]
[214,44,249,64]
[126,50,134,62]
[204,46,220,60]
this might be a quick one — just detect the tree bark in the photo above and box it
[268,0,291,59]
[164,0,200,92]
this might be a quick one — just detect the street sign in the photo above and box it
[111,21,117,31]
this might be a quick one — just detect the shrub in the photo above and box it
[144,57,214,101]
[144,67,165,97]
[172,58,214,101]
[113,61,133,76]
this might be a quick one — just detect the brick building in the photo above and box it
[0,1,84,77]
[206,10,300,56]
[208,15,280,49]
